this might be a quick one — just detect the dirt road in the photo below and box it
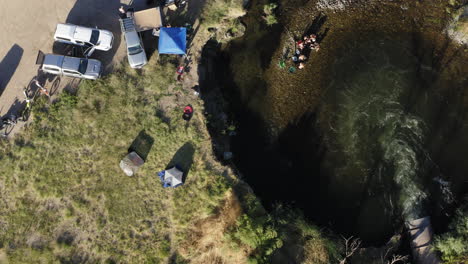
[0,0,133,120]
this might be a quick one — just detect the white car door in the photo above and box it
[62,69,81,78]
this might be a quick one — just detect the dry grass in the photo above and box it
[0,57,237,263]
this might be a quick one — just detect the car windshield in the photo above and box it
[90,30,100,45]
[78,59,88,74]
[128,44,143,55]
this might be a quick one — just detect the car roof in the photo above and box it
[55,23,76,39]
[43,54,64,68]
[74,26,93,42]
[125,31,141,47]
[62,56,82,71]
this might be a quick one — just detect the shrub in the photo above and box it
[435,199,468,264]
[227,194,283,263]
[263,3,278,26]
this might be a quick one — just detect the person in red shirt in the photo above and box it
[183,105,193,121]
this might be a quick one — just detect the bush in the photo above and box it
[227,194,283,263]
[263,3,278,26]
[201,0,244,27]
[435,199,468,263]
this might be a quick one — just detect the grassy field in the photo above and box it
[0,57,235,263]
[0,56,338,263]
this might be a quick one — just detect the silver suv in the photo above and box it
[120,17,147,68]
[39,53,102,80]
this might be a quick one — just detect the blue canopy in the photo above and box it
[158,27,186,55]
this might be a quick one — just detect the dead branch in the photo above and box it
[339,236,362,264]
[387,255,408,264]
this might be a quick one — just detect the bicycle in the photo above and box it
[0,115,17,138]
[19,89,33,122]
[34,79,50,97]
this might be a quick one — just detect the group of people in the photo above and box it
[292,34,320,70]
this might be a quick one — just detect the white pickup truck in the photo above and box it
[54,23,114,56]
[36,52,102,80]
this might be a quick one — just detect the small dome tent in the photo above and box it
[158,166,184,188]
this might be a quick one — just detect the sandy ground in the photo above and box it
[0,0,142,135]
[0,0,208,138]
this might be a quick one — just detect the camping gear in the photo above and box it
[182,105,193,121]
[158,166,184,188]
[119,151,145,176]
[279,60,286,68]
[176,66,184,75]
[158,27,187,55]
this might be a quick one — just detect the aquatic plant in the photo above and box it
[263,3,278,26]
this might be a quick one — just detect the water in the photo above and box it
[317,38,429,240]
[215,1,468,244]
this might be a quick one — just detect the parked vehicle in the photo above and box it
[120,17,147,68]
[54,23,114,56]
[37,52,102,80]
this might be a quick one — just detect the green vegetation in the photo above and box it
[227,194,338,264]
[0,58,233,263]
[0,55,339,263]
[263,3,278,26]
[227,194,283,263]
[435,198,468,264]
[200,0,245,27]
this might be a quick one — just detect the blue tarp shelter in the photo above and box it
[158,27,186,55]
[157,166,184,188]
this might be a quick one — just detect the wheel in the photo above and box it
[20,107,31,122]
[49,78,61,96]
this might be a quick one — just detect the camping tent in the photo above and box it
[158,166,184,188]
[120,151,145,176]
[158,27,186,54]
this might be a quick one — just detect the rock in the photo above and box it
[223,152,233,160]
[447,5,468,45]
[316,0,363,10]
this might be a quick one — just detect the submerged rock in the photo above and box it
[447,5,468,45]
[316,0,364,10]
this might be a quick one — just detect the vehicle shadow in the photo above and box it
[128,129,155,162]
[166,142,195,183]
[63,0,123,74]
[0,44,24,97]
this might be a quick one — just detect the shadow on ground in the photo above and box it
[0,44,23,97]
[60,0,124,74]
[128,130,155,161]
